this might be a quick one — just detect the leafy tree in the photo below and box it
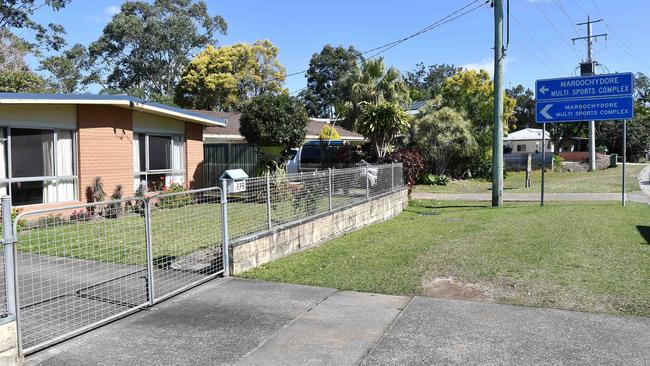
[0,70,46,92]
[548,123,586,154]
[356,101,410,160]
[174,40,285,111]
[89,0,227,100]
[505,84,536,130]
[412,103,477,175]
[0,0,71,56]
[341,57,410,132]
[0,33,30,72]
[439,69,515,153]
[300,45,362,117]
[240,94,309,167]
[634,72,649,107]
[39,44,99,93]
[404,62,462,101]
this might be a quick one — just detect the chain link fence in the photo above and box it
[0,163,404,355]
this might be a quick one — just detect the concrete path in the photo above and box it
[411,191,637,202]
[25,278,650,366]
[412,164,650,205]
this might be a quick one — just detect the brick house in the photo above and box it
[0,93,225,209]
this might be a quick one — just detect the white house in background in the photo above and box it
[504,128,554,154]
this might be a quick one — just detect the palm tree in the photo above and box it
[341,58,411,159]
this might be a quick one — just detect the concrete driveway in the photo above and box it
[26,278,650,366]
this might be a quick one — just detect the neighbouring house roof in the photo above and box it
[196,111,365,144]
[406,100,427,115]
[0,93,227,126]
[505,128,551,141]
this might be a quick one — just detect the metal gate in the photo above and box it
[11,187,225,354]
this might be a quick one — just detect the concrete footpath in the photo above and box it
[26,278,650,366]
[412,164,650,204]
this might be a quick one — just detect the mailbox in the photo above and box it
[219,169,249,193]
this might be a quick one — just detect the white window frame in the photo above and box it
[134,132,185,191]
[0,126,79,206]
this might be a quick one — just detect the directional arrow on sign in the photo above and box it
[540,104,553,120]
[538,85,549,95]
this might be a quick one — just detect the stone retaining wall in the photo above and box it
[229,189,408,274]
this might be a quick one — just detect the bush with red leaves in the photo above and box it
[384,148,426,194]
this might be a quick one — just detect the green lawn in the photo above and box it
[241,200,650,317]
[414,165,646,194]
[13,193,358,266]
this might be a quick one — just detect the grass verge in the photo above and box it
[414,165,645,194]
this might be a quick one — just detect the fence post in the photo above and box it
[328,168,333,211]
[390,162,395,192]
[2,196,16,317]
[266,173,272,230]
[365,163,370,200]
[143,199,155,306]
[221,180,230,277]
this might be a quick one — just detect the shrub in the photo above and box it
[553,154,564,172]
[384,148,426,194]
[292,172,327,217]
[158,183,193,208]
[12,208,26,232]
[420,173,450,185]
[319,124,341,141]
[240,94,309,169]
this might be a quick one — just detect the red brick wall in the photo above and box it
[77,105,134,202]
[186,123,203,188]
[558,151,589,162]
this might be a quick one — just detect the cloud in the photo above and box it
[462,58,495,77]
[461,57,517,78]
[103,5,120,16]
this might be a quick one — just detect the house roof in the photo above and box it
[197,111,365,143]
[505,128,550,141]
[0,93,227,126]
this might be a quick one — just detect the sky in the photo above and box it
[29,0,650,95]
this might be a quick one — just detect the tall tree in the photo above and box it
[404,63,462,101]
[505,84,536,130]
[174,40,285,111]
[0,0,71,57]
[39,43,99,93]
[342,57,410,127]
[0,70,46,93]
[300,45,362,117]
[439,69,515,152]
[89,0,227,101]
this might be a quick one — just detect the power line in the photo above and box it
[533,1,581,58]
[590,0,602,17]
[509,34,556,73]
[571,0,590,16]
[602,21,650,72]
[552,0,580,35]
[511,14,566,74]
[478,5,557,75]
[286,0,486,78]
[287,0,490,93]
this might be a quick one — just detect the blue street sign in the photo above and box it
[536,96,634,123]
[536,73,634,101]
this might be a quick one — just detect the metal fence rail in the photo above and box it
[226,163,404,242]
[0,163,404,355]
